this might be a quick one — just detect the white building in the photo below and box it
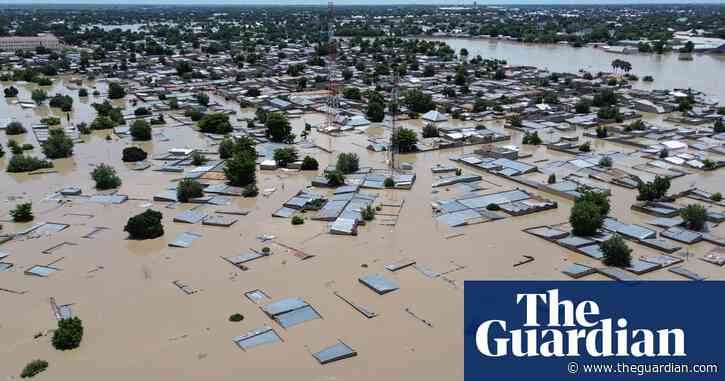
[0,34,60,51]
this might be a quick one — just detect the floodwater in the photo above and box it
[1,75,725,380]
[432,38,725,102]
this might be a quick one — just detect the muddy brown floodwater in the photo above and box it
[432,37,725,101]
[1,76,724,380]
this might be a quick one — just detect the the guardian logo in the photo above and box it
[476,289,686,358]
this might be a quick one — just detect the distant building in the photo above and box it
[0,34,60,51]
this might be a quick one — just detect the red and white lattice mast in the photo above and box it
[324,0,339,134]
[389,71,399,171]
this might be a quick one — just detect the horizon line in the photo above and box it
[1,1,724,6]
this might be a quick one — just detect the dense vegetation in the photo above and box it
[176,178,204,202]
[122,146,147,162]
[52,317,84,350]
[124,209,164,239]
[91,164,122,189]
[42,129,74,158]
[569,190,610,236]
[20,360,48,378]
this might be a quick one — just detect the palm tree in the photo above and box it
[621,60,632,75]
[610,59,622,75]
[460,48,469,62]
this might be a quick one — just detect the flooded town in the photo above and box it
[1,3,725,380]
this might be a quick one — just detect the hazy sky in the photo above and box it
[0,0,722,5]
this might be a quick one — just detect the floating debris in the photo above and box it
[172,280,200,295]
[405,307,433,328]
[333,291,377,319]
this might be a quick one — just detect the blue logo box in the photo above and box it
[464,281,724,380]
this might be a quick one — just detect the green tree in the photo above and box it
[219,136,256,159]
[195,92,210,106]
[20,359,48,378]
[301,156,319,170]
[10,202,33,222]
[224,152,256,187]
[342,68,353,81]
[49,94,73,111]
[52,317,83,350]
[218,137,235,159]
[5,121,27,135]
[592,89,618,107]
[108,82,126,99]
[325,170,345,186]
[680,204,707,231]
[122,146,147,162]
[361,204,375,221]
[575,99,591,114]
[403,89,435,113]
[41,117,61,126]
[177,179,204,202]
[6,155,53,173]
[473,97,493,112]
[393,127,418,153]
[91,164,121,190]
[601,235,632,267]
[91,116,115,130]
[42,129,74,158]
[366,101,385,122]
[198,113,232,134]
[273,147,298,167]
[191,151,207,166]
[336,152,359,174]
[186,108,205,122]
[522,131,542,145]
[31,89,47,104]
[578,190,611,217]
[130,119,152,141]
[265,112,293,143]
[124,209,164,239]
[637,176,670,201]
[714,119,725,134]
[3,86,19,98]
[176,60,193,76]
[454,67,466,86]
[343,87,361,100]
[134,107,151,116]
[242,184,259,197]
[422,123,439,138]
[570,199,605,236]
